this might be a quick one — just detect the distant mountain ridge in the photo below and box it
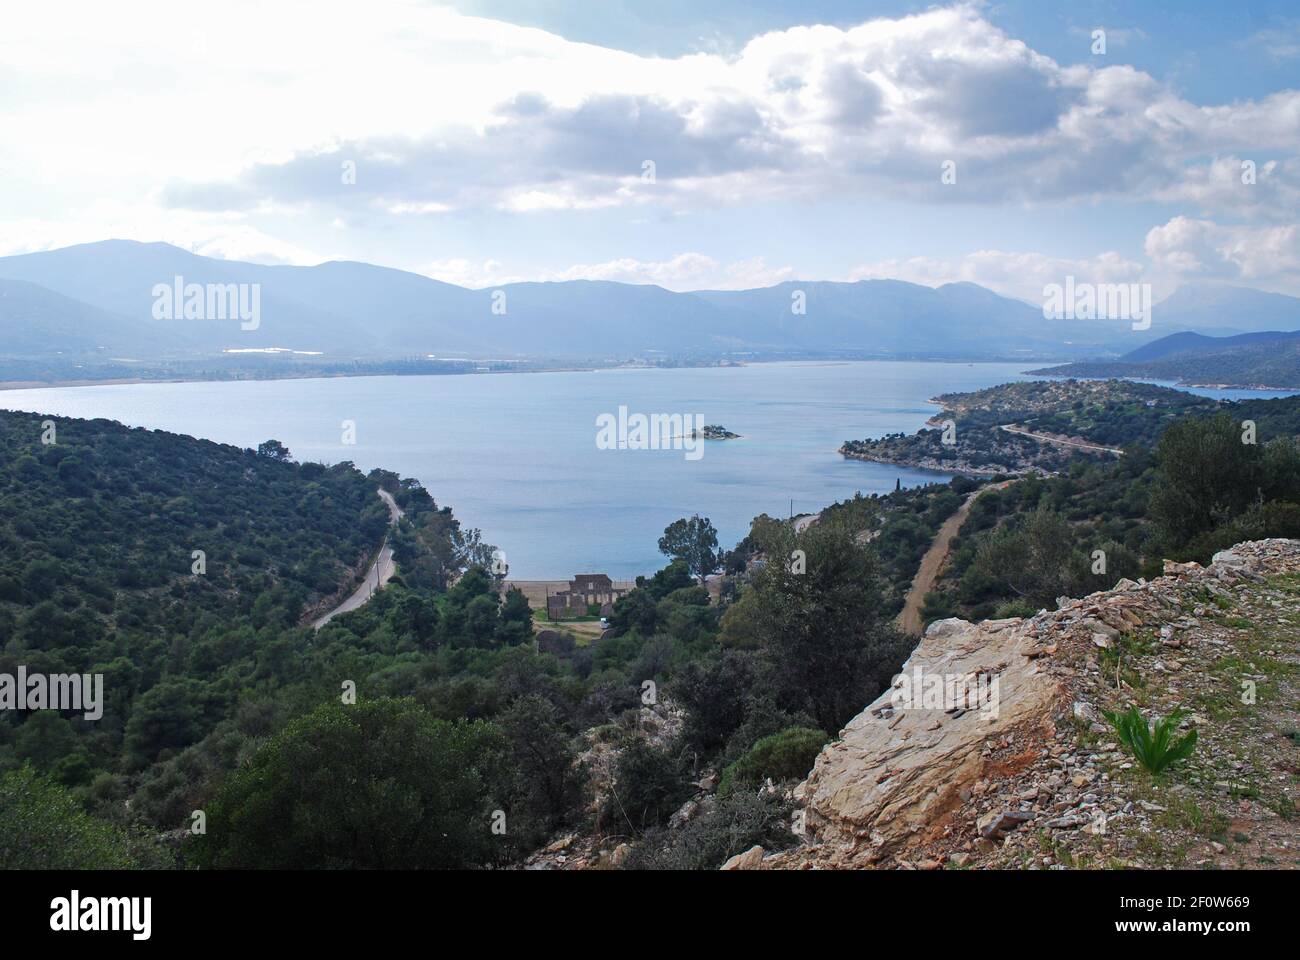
[2,240,1299,368]
[1031,328,1300,389]
[1117,329,1300,364]
[0,277,171,355]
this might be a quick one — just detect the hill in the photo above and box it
[1119,329,1300,364]
[0,412,388,779]
[1029,328,1300,389]
[0,241,1095,362]
[0,409,552,863]
[0,278,172,356]
[1148,283,1300,336]
[841,380,1204,474]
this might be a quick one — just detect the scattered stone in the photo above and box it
[978,809,1035,839]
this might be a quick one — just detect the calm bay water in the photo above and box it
[1,362,1290,578]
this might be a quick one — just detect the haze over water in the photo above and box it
[3,361,1290,579]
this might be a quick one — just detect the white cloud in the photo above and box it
[1153,156,1299,221]
[548,253,721,287]
[1145,216,1300,293]
[1245,22,1300,61]
[1,0,1296,298]
[419,252,794,291]
[11,1,1278,220]
[421,258,524,288]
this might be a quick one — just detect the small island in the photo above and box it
[690,424,741,440]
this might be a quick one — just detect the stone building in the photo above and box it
[569,573,615,605]
[545,573,627,620]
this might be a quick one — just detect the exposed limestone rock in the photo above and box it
[768,615,1061,867]
[720,845,766,870]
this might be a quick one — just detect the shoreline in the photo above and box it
[838,451,1004,477]
[0,356,1050,394]
[1031,371,1298,393]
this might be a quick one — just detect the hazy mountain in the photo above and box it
[1149,282,1300,337]
[689,279,1140,357]
[1119,329,1300,364]
[1029,327,1300,389]
[0,276,177,355]
[2,241,1298,365]
[0,241,367,355]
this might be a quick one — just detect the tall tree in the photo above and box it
[256,439,292,462]
[1150,414,1262,550]
[738,520,911,732]
[658,515,722,585]
[972,505,1079,608]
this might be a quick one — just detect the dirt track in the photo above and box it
[897,481,1016,635]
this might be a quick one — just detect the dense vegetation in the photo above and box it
[0,411,389,787]
[0,410,546,867]
[604,510,913,866]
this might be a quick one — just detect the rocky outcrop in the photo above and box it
[772,615,1062,867]
[765,539,1300,870]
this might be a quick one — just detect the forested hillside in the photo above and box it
[0,411,536,866]
[920,415,1300,626]
[836,380,1300,631]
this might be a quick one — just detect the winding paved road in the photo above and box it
[312,489,404,629]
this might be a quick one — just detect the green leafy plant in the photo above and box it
[1104,705,1198,774]
[718,726,828,795]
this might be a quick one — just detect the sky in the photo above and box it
[0,0,1297,300]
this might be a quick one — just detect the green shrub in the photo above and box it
[719,726,827,795]
[993,598,1040,619]
[187,698,511,869]
[599,738,691,836]
[1104,705,1197,774]
[0,765,168,869]
[625,789,794,870]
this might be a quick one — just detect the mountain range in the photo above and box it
[2,240,1299,367]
